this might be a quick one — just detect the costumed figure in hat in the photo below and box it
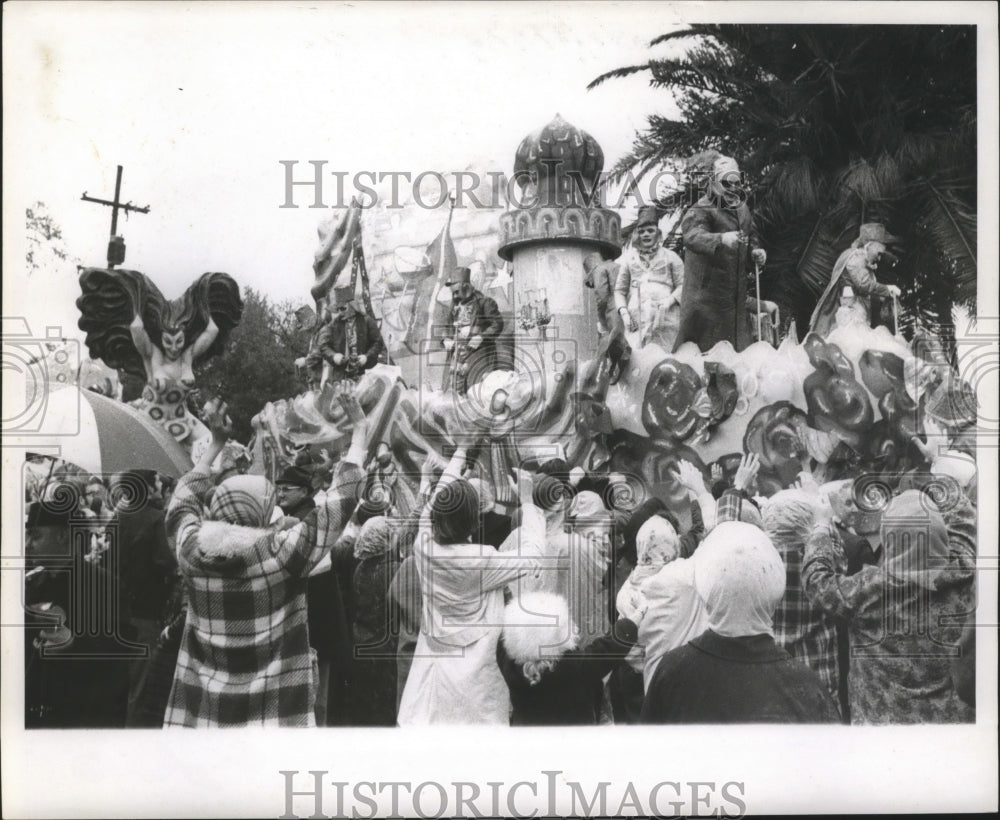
[809,223,902,338]
[311,282,386,391]
[614,206,686,352]
[673,156,768,353]
[583,252,631,385]
[442,266,505,395]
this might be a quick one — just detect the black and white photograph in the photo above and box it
[2,1,997,816]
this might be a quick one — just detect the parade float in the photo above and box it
[248,116,977,518]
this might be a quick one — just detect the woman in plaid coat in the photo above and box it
[163,397,367,727]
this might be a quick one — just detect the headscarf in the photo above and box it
[622,498,673,565]
[694,522,785,638]
[880,490,949,590]
[354,515,392,560]
[567,490,607,522]
[208,475,276,528]
[762,489,819,552]
[633,516,680,581]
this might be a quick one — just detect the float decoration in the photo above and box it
[76,267,243,452]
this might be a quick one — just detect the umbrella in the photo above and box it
[27,386,193,478]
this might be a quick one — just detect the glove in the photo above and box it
[458,326,471,340]
[443,338,455,352]
[357,354,367,366]
[468,334,483,351]
[720,231,741,250]
[887,285,902,298]
[752,248,767,267]
[332,353,345,366]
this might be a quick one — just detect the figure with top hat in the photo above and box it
[809,222,903,338]
[441,266,505,395]
[309,281,386,390]
[613,205,686,353]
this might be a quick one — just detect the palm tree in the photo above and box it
[590,25,976,340]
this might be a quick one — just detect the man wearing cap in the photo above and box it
[674,155,768,353]
[275,465,317,521]
[613,205,685,353]
[809,223,903,338]
[313,283,385,389]
[442,266,505,394]
[275,463,352,726]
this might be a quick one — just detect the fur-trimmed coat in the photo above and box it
[497,618,639,725]
[163,461,362,728]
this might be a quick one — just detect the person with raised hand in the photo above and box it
[715,452,764,528]
[163,395,368,727]
[397,457,539,725]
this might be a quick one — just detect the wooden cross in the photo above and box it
[81,165,150,268]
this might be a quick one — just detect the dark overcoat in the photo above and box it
[674,195,756,353]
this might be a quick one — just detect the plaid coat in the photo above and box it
[163,461,362,727]
[773,542,840,705]
[801,494,976,724]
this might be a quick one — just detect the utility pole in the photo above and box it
[81,165,150,268]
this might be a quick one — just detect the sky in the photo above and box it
[4,1,694,339]
[7,1,995,343]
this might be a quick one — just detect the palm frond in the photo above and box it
[588,64,654,90]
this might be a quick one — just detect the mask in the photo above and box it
[161,330,186,361]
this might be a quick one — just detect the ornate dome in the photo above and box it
[513,114,604,203]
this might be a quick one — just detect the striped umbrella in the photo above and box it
[29,386,193,478]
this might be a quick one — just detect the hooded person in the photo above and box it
[641,522,840,723]
[607,500,674,722]
[164,397,368,728]
[497,591,641,725]
[809,223,902,338]
[802,489,976,724]
[617,516,710,690]
[613,206,685,352]
[314,281,385,388]
[673,156,768,353]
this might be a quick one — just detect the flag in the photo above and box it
[404,218,456,353]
